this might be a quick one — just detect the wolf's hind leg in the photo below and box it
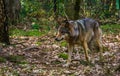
[83,41,90,62]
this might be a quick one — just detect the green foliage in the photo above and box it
[10,29,48,36]
[60,41,67,47]
[31,22,40,29]
[35,42,42,46]
[29,9,47,17]
[58,53,68,60]
[57,0,67,16]
[0,57,6,63]
[101,24,120,34]
[0,55,28,65]
[21,0,42,17]
[20,0,67,19]
[19,0,117,27]
[6,55,27,64]
[20,0,55,32]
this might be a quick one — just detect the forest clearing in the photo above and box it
[0,0,120,76]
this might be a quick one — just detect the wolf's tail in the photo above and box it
[94,21,102,39]
[94,21,100,32]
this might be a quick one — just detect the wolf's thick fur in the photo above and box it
[55,18,102,66]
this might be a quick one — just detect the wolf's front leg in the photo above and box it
[63,44,73,67]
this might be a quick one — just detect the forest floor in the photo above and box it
[0,24,120,76]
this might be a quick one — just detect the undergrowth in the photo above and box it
[10,24,120,37]
[10,29,48,37]
[101,24,120,34]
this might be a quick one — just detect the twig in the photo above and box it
[23,46,39,51]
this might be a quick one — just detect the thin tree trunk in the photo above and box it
[53,0,57,18]
[74,0,80,20]
[119,10,120,18]
[0,0,10,44]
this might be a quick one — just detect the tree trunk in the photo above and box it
[4,0,21,25]
[0,0,10,44]
[53,0,57,18]
[74,0,80,20]
[119,10,120,18]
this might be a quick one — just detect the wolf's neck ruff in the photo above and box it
[68,20,86,41]
[72,22,79,37]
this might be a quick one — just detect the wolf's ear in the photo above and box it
[56,15,69,24]
[61,15,69,23]
[64,20,71,28]
[56,15,65,24]
[64,15,69,21]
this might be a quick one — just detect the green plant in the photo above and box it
[6,55,27,64]
[0,57,6,63]
[10,29,48,36]
[60,41,67,47]
[101,24,120,34]
[31,22,40,29]
[20,0,42,17]
[36,42,42,46]
[58,53,68,60]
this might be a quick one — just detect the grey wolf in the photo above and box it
[55,17,103,66]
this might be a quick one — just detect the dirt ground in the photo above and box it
[0,32,120,76]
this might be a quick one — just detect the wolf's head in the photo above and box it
[55,17,72,41]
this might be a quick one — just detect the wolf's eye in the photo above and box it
[61,31,65,34]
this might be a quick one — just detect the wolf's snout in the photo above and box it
[55,38,60,41]
[55,37,63,41]
[55,38,58,41]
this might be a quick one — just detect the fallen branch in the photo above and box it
[23,46,39,51]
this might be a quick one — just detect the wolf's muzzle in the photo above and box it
[55,37,63,41]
